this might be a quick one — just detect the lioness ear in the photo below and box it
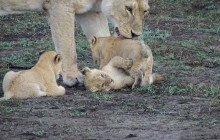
[82,67,91,75]
[89,36,97,45]
[54,54,62,64]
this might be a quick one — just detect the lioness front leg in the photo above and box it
[47,0,83,86]
[108,56,133,70]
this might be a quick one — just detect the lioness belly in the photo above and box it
[0,0,45,15]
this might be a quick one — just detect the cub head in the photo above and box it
[39,51,63,79]
[102,0,150,39]
[82,67,114,92]
[89,36,100,65]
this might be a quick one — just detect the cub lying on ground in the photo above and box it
[1,51,65,100]
[83,37,166,92]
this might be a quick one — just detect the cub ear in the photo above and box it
[54,54,62,64]
[82,67,91,75]
[89,36,97,45]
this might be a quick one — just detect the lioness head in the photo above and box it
[102,0,150,39]
[82,67,114,92]
[39,51,63,79]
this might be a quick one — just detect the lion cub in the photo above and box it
[83,37,166,92]
[83,56,133,92]
[1,51,65,100]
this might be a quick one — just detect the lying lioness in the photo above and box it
[83,37,166,92]
[1,51,65,100]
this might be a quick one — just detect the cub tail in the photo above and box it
[149,73,166,85]
[3,71,17,92]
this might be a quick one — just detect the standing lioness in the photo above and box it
[0,0,150,86]
[1,51,65,100]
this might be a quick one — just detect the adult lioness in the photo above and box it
[1,51,65,100]
[0,0,150,86]
[83,37,166,92]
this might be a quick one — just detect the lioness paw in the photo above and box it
[63,73,84,87]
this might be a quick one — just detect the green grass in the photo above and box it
[1,39,54,67]
[0,100,26,119]
[134,85,157,94]
[141,26,171,46]
[190,25,220,34]
[75,35,90,58]
[153,0,220,22]
[92,93,114,101]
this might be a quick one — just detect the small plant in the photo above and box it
[78,104,86,110]
[33,130,45,136]
[209,98,219,107]
[204,85,220,97]
[65,128,73,133]
[147,105,154,111]
[92,93,101,100]
[190,113,199,119]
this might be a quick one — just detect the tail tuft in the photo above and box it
[149,73,166,84]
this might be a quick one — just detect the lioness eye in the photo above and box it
[100,73,104,78]
[126,6,133,14]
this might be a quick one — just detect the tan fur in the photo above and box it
[0,0,149,86]
[83,57,134,92]
[1,51,65,100]
[84,37,166,92]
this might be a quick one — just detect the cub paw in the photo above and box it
[123,58,133,68]
[58,86,66,95]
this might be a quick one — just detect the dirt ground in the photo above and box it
[0,1,220,139]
